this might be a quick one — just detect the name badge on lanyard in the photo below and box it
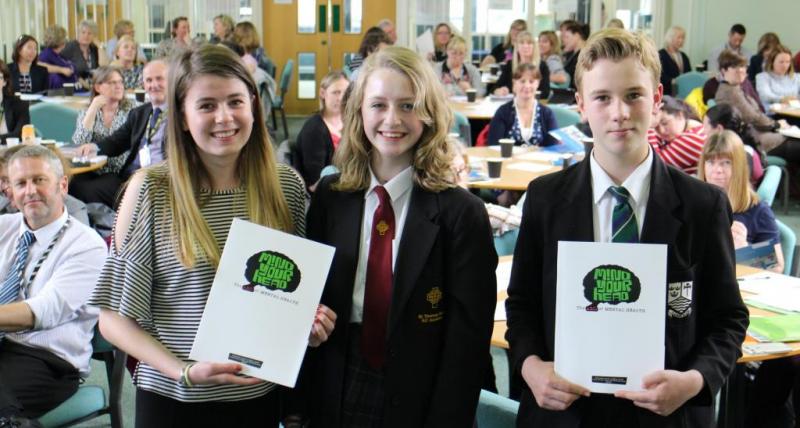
[138,145,151,167]
[141,110,164,167]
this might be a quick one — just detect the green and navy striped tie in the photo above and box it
[609,186,639,243]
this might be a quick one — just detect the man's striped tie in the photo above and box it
[609,186,639,243]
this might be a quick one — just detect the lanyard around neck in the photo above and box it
[23,217,71,296]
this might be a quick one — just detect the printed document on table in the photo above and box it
[555,241,667,393]
[190,218,335,387]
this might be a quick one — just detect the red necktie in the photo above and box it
[361,185,395,369]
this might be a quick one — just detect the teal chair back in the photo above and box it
[38,327,126,428]
[550,105,581,128]
[319,165,339,179]
[451,111,472,146]
[30,102,79,143]
[476,389,519,428]
[757,165,782,207]
[273,59,294,109]
[675,71,709,100]
[776,219,796,276]
[493,229,519,257]
[342,64,352,79]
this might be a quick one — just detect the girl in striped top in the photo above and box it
[89,45,335,427]
[648,95,706,174]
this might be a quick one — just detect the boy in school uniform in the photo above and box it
[505,28,749,428]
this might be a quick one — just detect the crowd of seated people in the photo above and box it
[3,14,800,428]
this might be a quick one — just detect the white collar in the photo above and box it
[590,147,653,207]
[365,166,414,203]
[19,208,69,244]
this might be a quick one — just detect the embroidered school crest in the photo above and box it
[426,287,443,308]
[376,220,390,236]
[667,281,693,318]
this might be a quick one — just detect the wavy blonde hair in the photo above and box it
[166,44,294,268]
[333,46,456,192]
[698,130,759,213]
[512,31,540,72]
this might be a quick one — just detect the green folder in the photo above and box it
[748,315,800,342]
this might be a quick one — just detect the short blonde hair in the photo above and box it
[446,35,467,53]
[698,130,758,213]
[575,28,661,93]
[113,35,138,62]
[333,46,456,192]
[42,25,67,49]
[318,70,348,111]
[765,45,794,76]
[663,26,685,48]
[512,31,539,71]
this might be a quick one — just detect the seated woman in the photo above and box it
[210,14,235,44]
[748,32,781,83]
[110,35,143,89]
[72,66,135,177]
[9,35,49,94]
[234,22,275,77]
[349,27,392,81]
[487,63,557,147]
[698,130,783,273]
[294,70,349,191]
[715,50,794,157]
[658,26,692,96]
[538,30,567,86]
[61,20,104,86]
[704,103,765,183]
[482,19,526,67]
[0,60,30,144]
[755,44,800,110]
[493,31,550,100]
[432,22,452,63]
[433,35,484,97]
[37,25,77,90]
[647,95,706,174]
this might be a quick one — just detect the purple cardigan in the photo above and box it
[38,48,77,89]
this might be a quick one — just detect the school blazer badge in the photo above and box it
[667,281,692,318]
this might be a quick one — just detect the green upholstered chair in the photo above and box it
[475,389,519,428]
[451,111,472,146]
[675,71,709,100]
[271,60,294,139]
[29,102,79,143]
[776,219,796,276]
[756,165,782,207]
[38,328,126,428]
[549,105,582,128]
[766,155,790,213]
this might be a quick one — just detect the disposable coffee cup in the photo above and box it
[466,89,477,102]
[487,158,503,178]
[135,89,146,102]
[5,138,19,147]
[490,64,500,75]
[63,83,75,96]
[562,154,573,170]
[499,139,514,158]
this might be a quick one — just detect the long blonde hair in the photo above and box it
[166,44,294,267]
[698,130,759,213]
[333,46,456,192]
[512,31,540,72]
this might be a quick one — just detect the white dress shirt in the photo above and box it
[0,209,107,375]
[350,166,414,323]
[590,148,653,243]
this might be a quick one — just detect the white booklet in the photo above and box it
[555,241,667,393]
[190,218,335,387]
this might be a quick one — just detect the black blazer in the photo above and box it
[9,62,49,94]
[659,48,692,96]
[95,103,161,179]
[301,175,498,427]
[495,60,551,100]
[0,95,30,144]
[505,155,749,428]
[294,113,334,189]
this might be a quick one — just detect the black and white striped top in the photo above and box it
[89,163,307,402]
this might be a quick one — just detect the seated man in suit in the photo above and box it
[71,59,169,207]
[0,145,107,427]
[506,28,749,428]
